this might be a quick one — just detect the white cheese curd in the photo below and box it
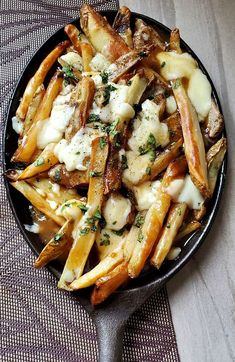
[56,199,83,221]
[187,68,212,120]
[128,99,169,152]
[12,116,23,135]
[166,174,204,210]
[90,53,111,72]
[24,223,40,234]
[133,180,161,211]
[103,193,131,231]
[122,151,151,186]
[53,84,74,105]
[59,52,83,71]
[166,95,177,114]
[107,63,118,74]
[46,199,58,210]
[157,51,197,80]
[54,127,100,172]
[167,247,181,260]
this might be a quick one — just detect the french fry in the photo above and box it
[169,28,182,54]
[58,137,109,290]
[12,71,63,163]
[11,181,65,226]
[133,18,166,52]
[80,5,129,62]
[174,220,201,242]
[34,220,73,268]
[81,42,94,71]
[125,72,149,105]
[207,137,227,194]
[113,6,133,48]
[79,76,95,127]
[48,164,89,188]
[16,41,69,121]
[151,202,187,269]
[17,143,58,180]
[91,261,129,305]
[206,100,224,139]
[172,79,210,198]
[64,24,82,54]
[23,85,45,135]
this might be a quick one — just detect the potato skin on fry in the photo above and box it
[49,164,88,188]
[64,24,82,54]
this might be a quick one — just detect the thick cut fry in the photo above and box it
[91,262,129,305]
[17,143,58,180]
[80,5,129,62]
[34,220,73,268]
[64,24,82,54]
[11,181,65,226]
[23,85,45,135]
[174,220,201,242]
[70,245,124,290]
[113,6,133,48]
[172,79,210,198]
[207,137,227,194]
[12,71,63,163]
[16,41,69,121]
[133,18,166,52]
[164,112,182,143]
[125,72,149,105]
[206,101,224,139]
[49,164,88,188]
[58,137,109,290]
[79,76,95,127]
[81,42,94,71]
[169,28,182,54]
[151,203,187,269]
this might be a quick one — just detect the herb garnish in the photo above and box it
[145,166,151,175]
[137,230,144,243]
[53,233,63,242]
[99,137,107,149]
[173,79,181,89]
[54,169,61,182]
[88,114,100,123]
[134,213,144,228]
[138,133,158,161]
[161,61,166,68]
[166,223,171,229]
[103,84,117,106]
[78,204,89,213]
[108,119,119,137]
[34,157,45,167]
[61,65,79,84]
[100,71,109,84]
[89,170,102,177]
[100,232,110,246]
[127,80,132,86]
[80,227,90,235]
[138,51,148,58]
[112,228,125,236]
[121,154,128,170]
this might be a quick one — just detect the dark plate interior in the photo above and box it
[3,11,227,302]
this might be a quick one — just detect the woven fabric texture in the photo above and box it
[0,1,180,361]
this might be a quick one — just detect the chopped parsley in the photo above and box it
[121,154,128,170]
[100,71,109,84]
[77,31,82,41]
[134,213,144,228]
[34,157,45,167]
[112,228,125,236]
[89,170,102,177]
[138,51,148,58]
[139,133,158,162]
[161,61,166,68]
[61,65,79,84]
[94,209,102,220]
[100,232,110,246]
[103,84,117,106]
[99,137,107,149]
[166,223,171,229]
[145,166,151,175]
[88,114,100,123]
[137,230,144,243]
[127,80,132,86]
[108,119,119,137]
[173,79,181,89]
[53,233,63,242]
[54,169,61,182]
[80,227,90,235]
[177,209,182,216]
[78,204,88,213]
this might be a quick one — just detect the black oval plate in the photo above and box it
[3,11,227,299]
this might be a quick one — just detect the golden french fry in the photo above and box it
[34,220,73,268]
[12,71,63,163]
[16,41,69,121]
[11,181,65,226]
[58,137,109,290]
[207,137,227,194]
[64,24,82,54]
[81,42,94,71]
[113,6,133,48]
[17,143,58,180]
[80,5,129,62]
[151,202,187,269]
[91,261,129,305]
[125,72,149,105]
[169,28,182,54]
[206,100,224,139]
[23,85,45,135]
[79,76,95,127]
[172,79,210,198]
[174,220,201,242]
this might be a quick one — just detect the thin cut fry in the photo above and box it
[23,85,45,135]
[174,220,201,242]
[79,76,95,127]
[151,202,187,269]
[16,41,69,121]
[11,181,65,226]
[113,6,133,48]
[64,24,82,54]
[207,137,227,194]
[81,42,94,71]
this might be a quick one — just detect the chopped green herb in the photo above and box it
[145,166,151,175]
[88,113,100,123]
[138,133,158,162]
[137,230,144,243]
[134,213,144,228]
[161,61,166,68]
[77,31,82,41]
[100,232,110,246]
[78,204,88,213]
[54,233,63,242]
[100,71,109,84]
[86,217,95,225]
[103,84,117,106]
[121,154,128,170]
[34,157,45,167]
[80,227,90,235]
[112,221,117,225]
[112,228,125,236]
[76,151,80,155]
[94,209,102,220]
[54,169,61,182]
[99,137,107,149]
[173,79,181,89]
[138,51,148,58]
[127,80,132,86]
[108,119,119,137]
[166,223,171,229]
[89,170,102,177]
[61,65,79,84]
[177,209,182,216]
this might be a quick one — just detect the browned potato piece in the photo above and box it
[80,5,129,62]
[23,85,45,135]
[91,262,129,305]
[169,28,182,54]
[48,164,89,188]
[172,79,210,198]
[206,100,224,139]
[34,220,73,268]
[64,24,82,54]
[81,42,94,71]
[133,18,166,52]
[12,71,63,163]
[16,41,69,121]
[207,137,227,194]
[151,202,187,269]
[113,6,133,48]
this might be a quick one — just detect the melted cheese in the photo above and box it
[90,53,111,72]
[56,199,83,220]
[122,151,151,186]
[133,180,161,211]
[128,99,169,153]
[24,223,40,234]
[157,51,197,80]
[166,174,204,210]
[54,127,100,171]
[187,68,212,120]
[167,247,181,260]
[166,95,177,114]
[103,193,131,231]
[12,116,23,135]
[59,52,83,71]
